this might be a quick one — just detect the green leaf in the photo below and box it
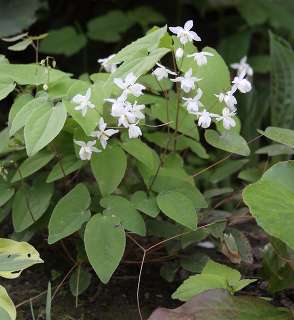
[218,31,251,65]
[87,10,134,43]
[180,47,231,114]
[270,33,294,128]
[24,102,67,156]
[69,266,92,297]
[243,161,294,250]
[205,129,250,156]
[0,238,43,279]
[12,179,53,232]
[261,126,294,148]
[110,48,170,80]
[210,159,248,183]
[157,191,197,230]
[172,259,256,301]
[8,93,33,126]
[150,289,291,320]
[0,0,45,38]
[127,6,165,30]
[48,183,91,244]
[109,26,167,64]
[150,94,199,141]
[0,78,15,101]
[8,38,32,51]
[46,155,84,183]
[0,182,14,207]
[0,63,68,85]
[11,151,54,183]
[100,196,146,236]
[91,145,127,196]
[122,139,157,171]
[130,191,159,217]
[40,26,87,56]
[64,81,101,135]
[0,286,16,320]
[84,214,126,284]
[9,96,48,136]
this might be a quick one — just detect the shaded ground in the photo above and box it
[4,258,179,320]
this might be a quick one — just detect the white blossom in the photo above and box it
[152,63,177,81]
[114,72,145,97]
[188,51,214,66]
[128,124,142,139]
[171,68,201,93]
[197,109,213,128]
[90,118,119,149]
[232,71,252,93]
[105,94,127,118]
[74,140,100,160]
[231,56,253,77]
[183,88,203,114]
[216,107,236,130]
[72,88,95,117]
[169,20,201,45]
[215,91,237,111]
[175,48,184,60]
[98,54,118,73]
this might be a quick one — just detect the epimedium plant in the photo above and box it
[1,18,294,319]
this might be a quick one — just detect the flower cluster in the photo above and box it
[73,19,253,160]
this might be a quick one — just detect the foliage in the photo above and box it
[0,0,294,318]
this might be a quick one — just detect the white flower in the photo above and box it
[175,48,184,60]
[169,20,201,45]
[216,107,236,130]
[188,51,214,66]
[90,118,119,149]
[183,88,203,114]
[74,140,100,160]
[232,71,252,93]
[72,88,95,117]
[98,54,118,73]
[197,109,212,128]
[114,72,145,97]
[171,68,201,93]
[231,56,253,77]
[128,124,142,139]
[105,94,127,118]
[152,63,177,81]
[215,91,237,111]
[117,101,145,128]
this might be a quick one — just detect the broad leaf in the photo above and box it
[69,266,92,297]
[122,139,157,172]
[148,289,291,320]
[157,191,197,230]
[12,179,53,232]
[243,161,294,250]
[11,151,54,183]
[9,96,49,136]
[24,102,67,156]
[100,196,146,236]
[0,238,43,279]
[261,126,294,148]
[0,286,16,320]
[40,26,87,56]
[205,129,250,156]
[0,182,14,207]
[46,155,84,183]
[48,183,91,244]
[0,78,15,101]
[270,33,294,128]
[84,214,126,284]
[130,191,160,217]
[91,145,127,196]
